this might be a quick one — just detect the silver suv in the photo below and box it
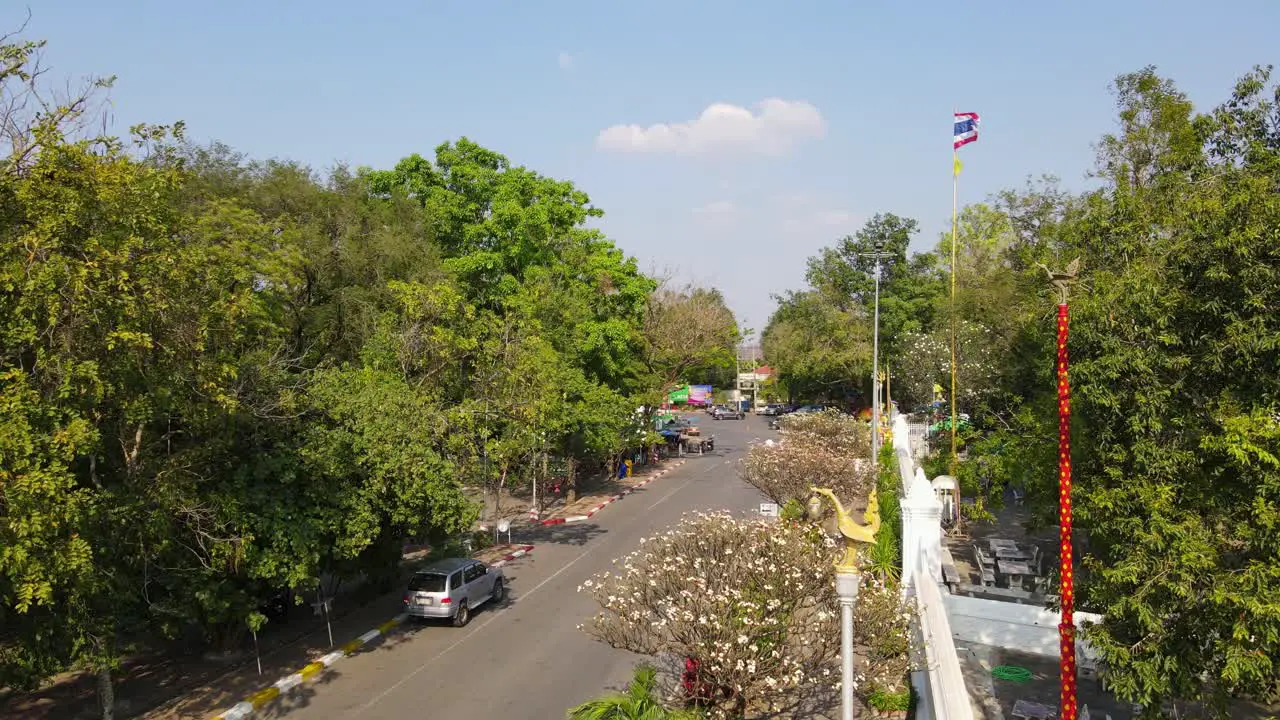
[403,557,505,627]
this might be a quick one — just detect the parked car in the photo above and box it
[713,405,744,420]
[758,403,787,416]
[672,418,701,436]
[791,404,827,415]
[403,557,505,626]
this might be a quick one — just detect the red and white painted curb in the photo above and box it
[492,544,534,566]
[211,543,534,719]
[537,460,687,526]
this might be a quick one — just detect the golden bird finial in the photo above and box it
[809,486,881,572]
[1035,257,1082,304]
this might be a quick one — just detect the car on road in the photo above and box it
[792,404,831,414]
[768,403,837,429]
[403,557,505,627]
[757,403,787,416]
[712,405,744,420]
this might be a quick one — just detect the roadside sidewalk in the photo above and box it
[534,458,687,525]
[0,544,533,720]
[194,543,532,720]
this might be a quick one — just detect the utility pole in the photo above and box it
[860,241,892,467]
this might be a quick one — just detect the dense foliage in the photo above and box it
[738,410,872,509]
[770,64,1280,715]
[579,512,909,719]
[0,35,737,711]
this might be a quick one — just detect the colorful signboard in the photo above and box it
[689,385,713,406]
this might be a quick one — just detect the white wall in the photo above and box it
[942,594,1102,669]
[893,413,972,720]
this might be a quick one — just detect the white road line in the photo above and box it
[646,477,697,510]
[343,452,734,717]
[344,543,601,718]
[646,458,722,511]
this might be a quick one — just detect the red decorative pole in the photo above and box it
[1045,257,1080,720]
[1056,302,1077,720]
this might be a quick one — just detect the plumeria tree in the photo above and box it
[579,512,907,718]
[738,410,873,510]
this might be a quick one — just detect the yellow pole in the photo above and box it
[885,364,891,418]
[950,147,959,477]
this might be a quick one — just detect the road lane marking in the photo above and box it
[345,543,601,717]
[342,448,749,718]
[647,477,697,510]
[645,454,732,510]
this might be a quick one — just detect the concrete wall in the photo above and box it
[942,593,1102,669]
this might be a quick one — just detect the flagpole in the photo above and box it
[949,144,959,480]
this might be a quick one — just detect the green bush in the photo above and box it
[470,529,496,551]
[779,497,808,522]
[872,444,903,578]
[867,686,911,711]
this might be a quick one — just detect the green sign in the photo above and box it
[668,385,689,403]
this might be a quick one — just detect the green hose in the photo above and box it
[991,665,1033,683]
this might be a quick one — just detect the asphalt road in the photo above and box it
[265,414,774,720]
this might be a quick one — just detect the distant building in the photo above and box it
[735,366,772,406]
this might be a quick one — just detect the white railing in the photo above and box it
[913,562,976,720]
[891,413,974,720]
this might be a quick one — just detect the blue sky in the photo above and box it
[13,1,1279,334]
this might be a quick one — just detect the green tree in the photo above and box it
[641,283,740,397]
[761,290,869,403]
[1064,67,1280,715]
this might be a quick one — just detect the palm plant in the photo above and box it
[865,528,902,583]
[568,663,701,720]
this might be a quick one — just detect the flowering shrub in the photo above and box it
[579,512,910,718]
[855,577,912,697]
[738,410,873,507]
[893,325,1002,411]
[773,409,869,458]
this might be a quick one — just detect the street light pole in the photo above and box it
[860,242,891,468]
[871,258,882,467]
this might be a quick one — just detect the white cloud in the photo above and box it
[558,52,574,70]
[596,98,825,156]
[771,194,859,236]
[691,200,738,228]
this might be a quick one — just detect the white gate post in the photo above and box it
[902,467,943,597]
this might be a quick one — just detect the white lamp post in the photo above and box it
[809,486,882,720]
[861,241,891,468]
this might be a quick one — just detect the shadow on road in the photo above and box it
[518,520,608,547]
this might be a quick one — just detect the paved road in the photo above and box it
[264,414,774,720]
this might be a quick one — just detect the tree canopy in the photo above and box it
[775,64,1280,715]
[0,33,738,714]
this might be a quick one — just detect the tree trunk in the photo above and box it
[494,466,508,518]
[566,458,577,503]
[97,667,115,720]
[541,451,549,511]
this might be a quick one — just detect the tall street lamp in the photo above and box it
[861,241,892,467]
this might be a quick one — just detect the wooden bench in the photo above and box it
[980,566,997,587]
[940,549,961,591]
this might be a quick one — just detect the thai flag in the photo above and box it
[953,112,980,149]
